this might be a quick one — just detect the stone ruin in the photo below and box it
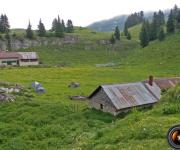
[0,82,23,102]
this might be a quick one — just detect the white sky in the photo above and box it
[0,0,179,29]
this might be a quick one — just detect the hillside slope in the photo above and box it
[88,15,128,32]
[88,10,169,32]
[0,29,179,149]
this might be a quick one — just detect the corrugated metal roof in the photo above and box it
[0,52,38,60]
[89,77,180,111]
[18,52,38,59]
[101,82,158,110]
[153,77,180,89]
[0,52,20,59]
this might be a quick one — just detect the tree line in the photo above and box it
[0,14,74,39]
[26,16,73,39]
[110,11,144,44]
[140,5,180,47]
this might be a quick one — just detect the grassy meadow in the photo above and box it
[0,27,180,149]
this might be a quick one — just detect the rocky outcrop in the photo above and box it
[0,35,78,51]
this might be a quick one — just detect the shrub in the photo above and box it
[163,104,180,114]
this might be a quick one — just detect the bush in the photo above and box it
[163,104,180,114]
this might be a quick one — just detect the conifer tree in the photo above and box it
[26,21,34,39]
[176,10,180,32]
[55,15,64,37]
[167,10,175,33]
[172,4,179,18]
[127,32,131,40]
[37,19,46,37]
[66,20,74,33]
[114,26,120,40]
[52,18,58,31]
[140,21,149,47]
[158,28,165,41]
[0,14,10,33]
[62,19,65,31]
[158,10,165,26]
[124,23,128,36]
[110,34,115,44]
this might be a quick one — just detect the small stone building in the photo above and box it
[88,77,180,116]
[0,51,39,66]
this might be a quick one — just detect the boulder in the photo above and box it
[68,82,80,88]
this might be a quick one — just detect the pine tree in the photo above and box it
[26,21,34,39]
[62,19,65,31]
[52,18,58,31]
[55,15,64,37]
[176,10,180,32]
[4,14,10,32]
[172,4,179,18]
[0,14,10,33]
[124,23,128,36]
[167,10,175,33]
[110,34,115,44]
[127,32,131,40]
[114,26,120,40]
[37,19,46,37]
[140,21,149,47]
[66,20,74,33]
[158,10,165,25]
[158,28,165,41]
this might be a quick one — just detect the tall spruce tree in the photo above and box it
[37,19,46,37]
[66,20,74,33]
[176,10,180,32]
[158,28,165,41]
[158,10,165,26]
[127,32,131,40]
[0,14,10,33]
[52,18,58,31]
[26,21,34,39]
[172,4,179,18]
[55,15,64,37]
[110,34,115,44]
[123,23,128,36]
[114,26,120,40]
[62,19,65,31]
[167,10,175,33]
[140,21,149,47]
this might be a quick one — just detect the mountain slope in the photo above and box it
[88,15,128,32]
[0,28,179,150]
[88,10,169,32]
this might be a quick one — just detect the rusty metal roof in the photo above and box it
[0,52,38,60]
[153,77,180,89]
[90,82,158,110]
[89,77,180,110]
[0,52,20,59]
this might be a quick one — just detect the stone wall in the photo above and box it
[89,88,117,115]
[0,35,78,51]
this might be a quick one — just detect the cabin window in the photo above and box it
[100,104,104,110]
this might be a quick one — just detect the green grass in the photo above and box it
[0,28,179,149]
[129,24,142,41]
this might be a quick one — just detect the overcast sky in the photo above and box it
[0,0,179,29]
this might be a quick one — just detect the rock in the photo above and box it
[0,93,15,102]
[0,35,78,51]
[69,95,87,100]
[99,39,111,45]
[68,82,80,88]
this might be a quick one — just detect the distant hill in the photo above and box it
[88,10,170,32]
[87,15,128,32]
